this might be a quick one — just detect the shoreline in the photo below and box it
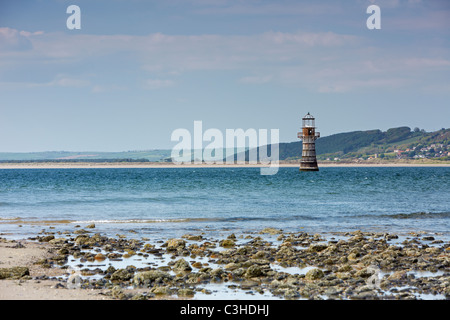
[0,161,449,169]
[1,226,449,300]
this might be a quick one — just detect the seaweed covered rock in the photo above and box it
[164,239,186,251]
[171,258,192,273]
[133,270,172,286]
[0,267,30,279]
[110,268,134,281]
[305,268,324,280]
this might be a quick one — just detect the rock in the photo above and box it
[308,243,328,252]
[38,235,55,242]
[52,254,68,265]
[86,223,96,229]
[425,247,440,254]
[245,265,265,278]
[133,270,172,286]
[385,234,399,240]
[251,251,268,259]
[122,250,135,258]
[52,283,65,289]
[324,287,343,297]
[111,285,127,300]
[165,239,186,251]
[231,268,246,278]
[347,252,360,261]
[94,253,106,261]
[338,264,353,272]
[186,272,210,284]
[259,228,282,235]
[35,258,52,269]
[352,290,378,300]
[74,235,90,246]
[210,268,225,280]
[142,243,155,251]
[0,267,30,279]
[74,229,90,235]
[182,234,203,241]
[106,266,116,274]
[355,267,376,279]
[178,288,195,297]
[388,271,407,281]
[305,268,324,280]
[277,245,295,257]
[110,268,134,281]
[313,233,324,241]
[336,272,351,280]
[219,239,235,248]
[192,261,203,269]
[131,294,148,300]
[49,238,67,245]
[224,262,241,271]
[172,258,192,273]
[150,286,170,295]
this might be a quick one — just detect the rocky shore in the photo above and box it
[1,226,449,300]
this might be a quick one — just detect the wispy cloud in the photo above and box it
[1,25,449,93]
[0,27,34,51]
[0,74,90,89]
[144,79,176,90]
[239,75,272,84]
[191,2,343,16]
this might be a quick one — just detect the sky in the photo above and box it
[0,0,449,152]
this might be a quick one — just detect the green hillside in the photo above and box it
[285,127,450,161]
[239,126,449,162]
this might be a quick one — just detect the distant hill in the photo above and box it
[0,150,172,162]
[1,127,448,162]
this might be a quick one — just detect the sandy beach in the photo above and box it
[0,161,448,169]
[0,239,109,300]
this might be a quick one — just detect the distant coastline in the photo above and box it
[0,160,449,169]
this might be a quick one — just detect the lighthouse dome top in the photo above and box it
[302,112,315,120]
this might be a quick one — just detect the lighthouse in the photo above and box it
[298,112,320,171]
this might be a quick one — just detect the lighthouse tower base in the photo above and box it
[299,160,319,171]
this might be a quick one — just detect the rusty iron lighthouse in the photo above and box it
[298,112,320,171]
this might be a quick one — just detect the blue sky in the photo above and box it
[0,0,449,152]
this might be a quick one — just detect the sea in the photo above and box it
[0,166,449,242]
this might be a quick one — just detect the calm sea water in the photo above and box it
[0,167,449,241]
